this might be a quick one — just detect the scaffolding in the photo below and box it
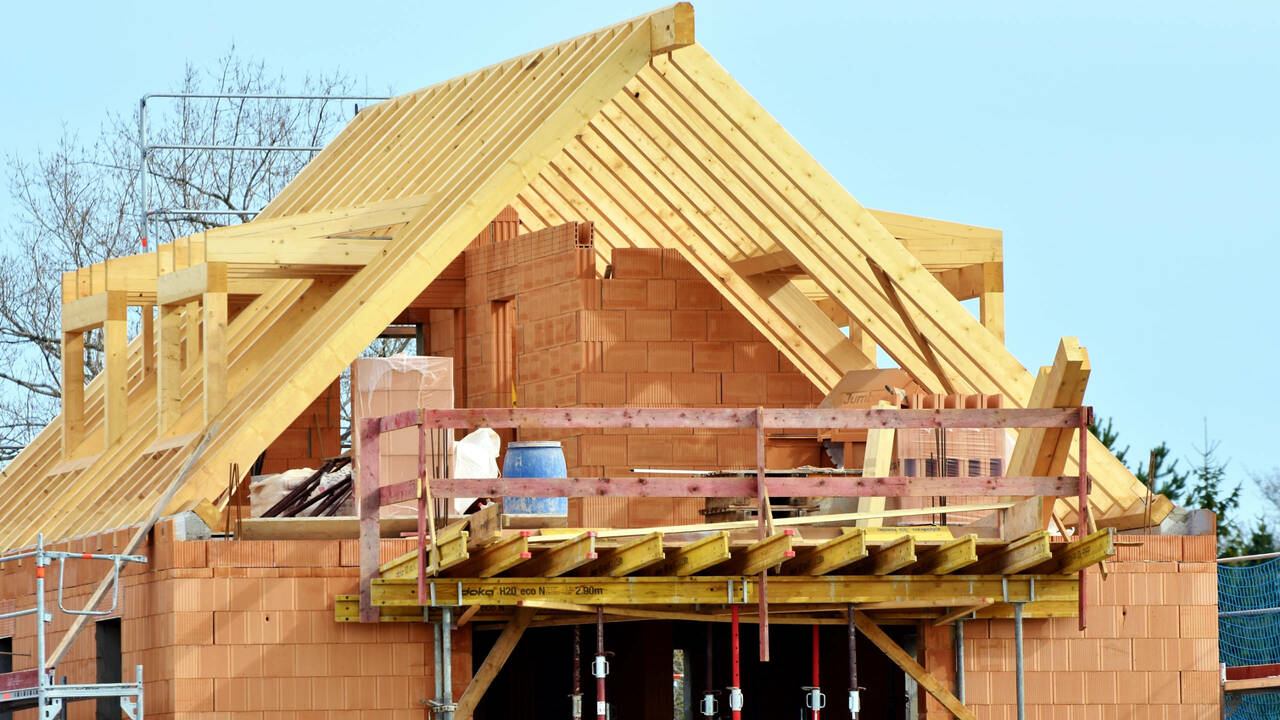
[0,534,148,719]
[136,91,392,246]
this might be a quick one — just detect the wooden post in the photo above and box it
[979,262,1004,342]
[202,263,228,424]
[359,417,383,623]
[455,607,537,720]
[755,407,771,662]
[141,305,155,376]
[855,400,896,527]
[60,330,85,456]
[157,304,183,432]
[183,301,200,369]
[103,291,128,446]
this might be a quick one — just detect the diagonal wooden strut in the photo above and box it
[455,607,537,720]
[851,610,976,720]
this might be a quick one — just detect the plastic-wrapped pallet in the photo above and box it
[351,355,454,516]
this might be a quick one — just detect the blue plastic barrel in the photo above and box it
[501,441,568,515]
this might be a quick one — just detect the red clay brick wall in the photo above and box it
[257,379,341,475]
[920,534,1219,719]
[457,225,825,528]
[0,522,469,720]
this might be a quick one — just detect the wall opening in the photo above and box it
[0,636,11,720]
[95,617,122,720]
[471,620,913,720]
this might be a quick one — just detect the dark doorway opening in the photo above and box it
[0,636,12,720]
[95,617,121,720]
[471,619,913,720]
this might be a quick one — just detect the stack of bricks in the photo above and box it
[256,379,341,476]
[891,392,1009,526]
[0,520,469,719]
[351,357,454,515]
[919,534,1219,719]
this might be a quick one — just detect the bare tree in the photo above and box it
[0,48,362,461]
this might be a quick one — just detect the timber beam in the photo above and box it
[370,574,1078,609]
[904,534,979,575]
[715,531,795,575]
[852,610,978,720]
[448,533,532,578]
[969,531,1053,575]
[509,532,598,577]
[584,532,665,577]
[849,535,916,575]
[647,531,731,576]
[785,529,868,575]
[1028,528,1116,575]
[380,531,472,578]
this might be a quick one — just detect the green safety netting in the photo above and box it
[1220,557,1280,719]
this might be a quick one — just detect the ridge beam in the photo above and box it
[649,2,694,55]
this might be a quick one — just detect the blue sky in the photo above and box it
[2,2,1276,515]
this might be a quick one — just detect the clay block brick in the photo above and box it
[1147,670,1180,703]
[601,279,648,309]
[1099,637,1131,671]
[660,249,700,279]
[601,341,648,372]
[644,279,676,310]
[648,342,692,372]
[670,310,707,340]
[579,373,626,404]
[707,310,760,341]
[671,373,719,405]
[717,434,755,467]
[722,373,767,405]
[1147,605,1181,638]
[729,342,774,373]
[173,677,215,712]
[670,435,718,465]
[1178,638,1217,671]
[692,342,733,372]
[627,310,671,341]
[765,373,813,404]
[628,436,674,465]
[1180,670,1218,703]
[579,310,626,341]
[1049,671,1084,705]
[629,498,676,527]
[580,435,628,466]
[676,280,722,309]
[612,248,664,278]
[1181,535,1215,562]
[1179,606,1217,638]
[627,372,672,405]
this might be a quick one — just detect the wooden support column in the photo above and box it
[979,262,1004,342]
[855,401,895,527]
[202,263,228,423]
[183,301,200,368]
[141,306,155,376]
[103,290,128,446]
[60,331,85,456]
[848,319,877,370]
[456,607,537,720]
[157,304,184,433]
[851,610,977,720]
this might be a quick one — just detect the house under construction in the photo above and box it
[0,5,1222,719]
